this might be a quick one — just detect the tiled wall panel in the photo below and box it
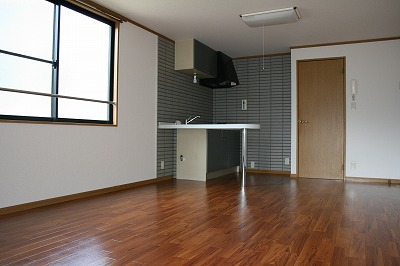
[213,55,291,171]
[157,38,213,177]
[157,37,291,176]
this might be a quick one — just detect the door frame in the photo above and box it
[296,57,346,179]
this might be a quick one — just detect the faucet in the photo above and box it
[185,115,200,124]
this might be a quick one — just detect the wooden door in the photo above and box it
[297,58,344,179]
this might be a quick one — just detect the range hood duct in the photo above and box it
[199,52,239,89]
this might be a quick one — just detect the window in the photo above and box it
[0,0,116,124]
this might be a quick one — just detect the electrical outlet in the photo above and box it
[160,161,165,170]
[284,158,290,165]
[250,161,255,168]
[351,101,356,111]
[351,161,356,170]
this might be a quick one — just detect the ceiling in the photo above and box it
[92,0,400,58]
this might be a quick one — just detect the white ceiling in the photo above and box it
[92,0,400,58]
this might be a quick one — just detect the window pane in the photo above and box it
[58,98,109,121]
[0,1,115,124]
[0,53,52,117]
[58,6,111,102]
[0,0,54,60]
[0,53,53,93]
[0,91,51,117]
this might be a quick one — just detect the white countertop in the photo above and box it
[158,122,260,130]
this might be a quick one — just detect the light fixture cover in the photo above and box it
[241,7,300,27]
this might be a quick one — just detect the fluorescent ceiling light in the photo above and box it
[241,7,300,27]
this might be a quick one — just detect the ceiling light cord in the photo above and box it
[262,25,265,70]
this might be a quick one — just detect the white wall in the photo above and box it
[0,22,158,208]
[291,39,400,179]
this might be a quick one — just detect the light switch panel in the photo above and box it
[242,99,247,110]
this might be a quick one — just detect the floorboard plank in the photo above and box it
[1,174,400,265]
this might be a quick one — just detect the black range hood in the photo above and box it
[199,51,239,89]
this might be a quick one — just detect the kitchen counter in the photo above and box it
[158,122,260,130]
[158,122,260,186]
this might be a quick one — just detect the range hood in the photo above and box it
[199,51,239,89]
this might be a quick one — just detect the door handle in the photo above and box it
[298,120,309,124]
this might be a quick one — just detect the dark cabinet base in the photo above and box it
[207,130,240,172]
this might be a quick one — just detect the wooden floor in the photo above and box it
[1,174,400,265]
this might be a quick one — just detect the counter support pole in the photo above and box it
[241,128,247,187]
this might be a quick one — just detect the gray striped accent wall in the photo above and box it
[157,38,213,177]
[213,55,291,171]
